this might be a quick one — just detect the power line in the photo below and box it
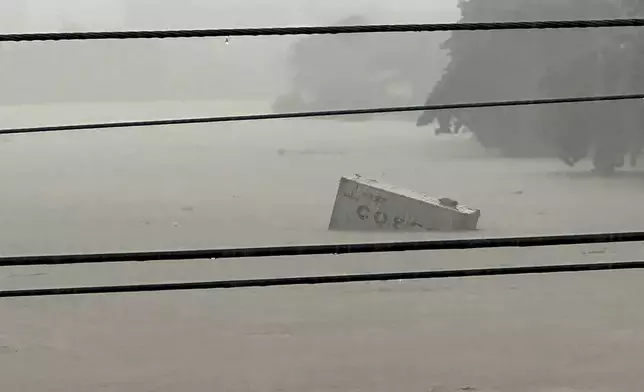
[1,19,644,42]
[2,260,643,298]
[3,93,644,136]
[2,231,643,268]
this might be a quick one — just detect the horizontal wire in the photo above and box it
[2,19,644,42]
[2,93,644,136]
[2,231,644,268]
[2,260,643,298]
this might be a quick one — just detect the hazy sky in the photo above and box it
[1,0,460,32]
[0,1,459,103]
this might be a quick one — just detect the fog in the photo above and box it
[1,2,644,392]
[0,0,457,104]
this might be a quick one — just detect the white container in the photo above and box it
[328,175,480,232]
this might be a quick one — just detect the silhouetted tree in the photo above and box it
[538,0,644,172]
[418,0,623,158]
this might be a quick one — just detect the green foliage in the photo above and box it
[425,0,625,157]
[537,0,644,170]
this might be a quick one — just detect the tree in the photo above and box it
[538,0,644,172]
[417,0,623,157]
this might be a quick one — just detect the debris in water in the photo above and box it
[438,197,459,208]
[329,175,480,232]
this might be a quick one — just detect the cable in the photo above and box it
[3,93,644,136]
[2,231,644,268]
[2,19,644,42]
[2,260,643,298]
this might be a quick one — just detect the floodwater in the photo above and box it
[1,100,644,391]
